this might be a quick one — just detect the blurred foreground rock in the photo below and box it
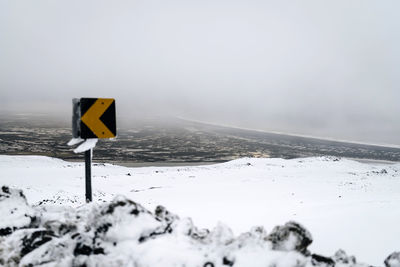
[0,185,396,267]
[385,252,400,267]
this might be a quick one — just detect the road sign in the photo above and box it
[79,98,116,139]
[71,97,117,202]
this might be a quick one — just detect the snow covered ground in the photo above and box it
[0,155,399,266]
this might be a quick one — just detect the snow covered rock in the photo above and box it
[310,254,336,267]
[266,221,313,255]
[0,185,396,267]
[0,186,37,236]
[385,252,400,267]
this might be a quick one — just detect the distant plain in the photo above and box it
[1,114,400,164]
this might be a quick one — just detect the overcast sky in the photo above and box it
[1,0,399,145]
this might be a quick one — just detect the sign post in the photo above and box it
[70,98,116,203]
[85,149,92,202]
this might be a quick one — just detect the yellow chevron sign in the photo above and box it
[79,98,116,139]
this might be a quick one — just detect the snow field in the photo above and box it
[0,155,399,265]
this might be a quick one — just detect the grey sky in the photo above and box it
[1,0,399,145]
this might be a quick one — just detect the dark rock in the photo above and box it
[73,232,105,257]
[95,223,112,235]
[21,230,55,257]
[93,247,105,255]
[223,256,235,266]
[266,221,312,254]
[384,252,400,267]
[311,254,335,267]
[73,243,93,256]
[2,185,10,194]
[0,227,14,236]
[130,208,139,215]
[71,233,80,239]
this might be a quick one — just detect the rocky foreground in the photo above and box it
[0,185,399,267]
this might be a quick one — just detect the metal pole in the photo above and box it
[85,148,92,202]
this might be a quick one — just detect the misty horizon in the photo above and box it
[1,0,399,146]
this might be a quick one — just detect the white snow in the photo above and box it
[0,155,399,265]
[67,138,84,147]
[73,138,98,153]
